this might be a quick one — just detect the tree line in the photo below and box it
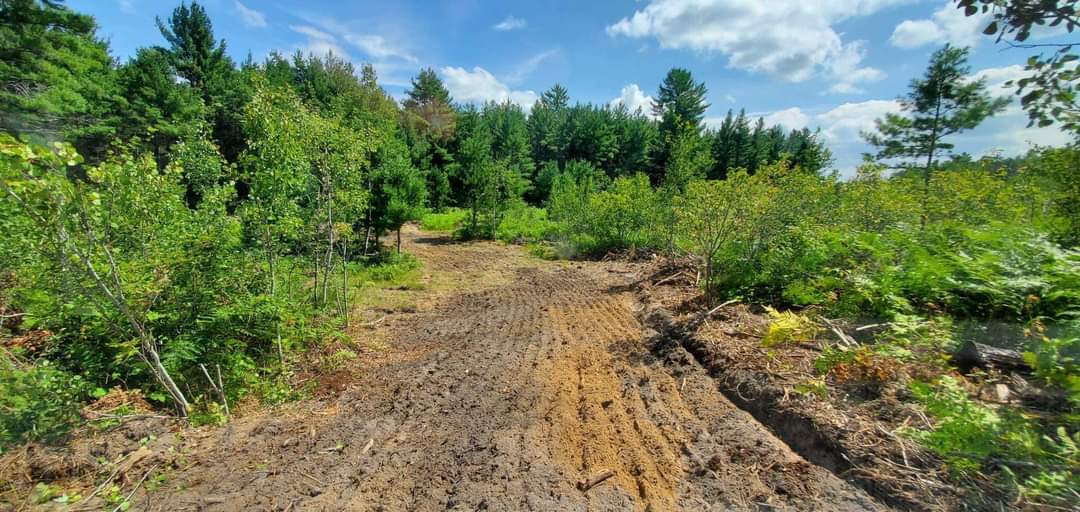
[0,0,826,428]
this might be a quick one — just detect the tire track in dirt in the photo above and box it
[143,227,886,511]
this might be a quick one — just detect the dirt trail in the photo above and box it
[140,226,886,511]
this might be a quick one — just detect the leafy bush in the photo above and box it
[1,357,89,447]
[0,124,354,417]
[357,252,421,283]
[549,172,661,256]
[1025,335,1080,409]
[420,207,468,232]
[908,376,1079,507]
[495,205,556,243]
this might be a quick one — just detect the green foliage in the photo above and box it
[674,176,743,297]
[155,1,230,92]
[1026,146,1080,247]
[865,45,1009,172]
[455,104,530,239]
[909,376,1079,507]
[0,0,118,147]
[495,205,556,243]
[708,110,832,177]
[420,207,469,232]
[114,47,205,154]
[956,0,1080,133]
[1025,335,1080,408]
[567,173,661,255]
[372,137,427,250]
[1,356,88,447]
[357,252,421,283]
[909,376,1031,472]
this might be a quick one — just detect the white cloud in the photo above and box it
[290,25,349,59]
[606,0,901,93]
[724,94,736,103]
[963,65,1069,153]
[117,0,135,13]
[291,25,335,42]
[506,49,559,84]
[763,107,810,130]
[494,16,527,31]
[234,1,267,28]
[970,64,1026,93]
[441,66,538,109]
[344,34,417,63]
[890,1,990,48]
[756,99,902,174]
[286,20,417,86]
[610,84,656,117]
[293,18,418,65]
[815,99,902,142]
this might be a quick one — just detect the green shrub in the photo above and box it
[1025,335,1080,409]
[1,357,89,448]
[549,172,662,255]
[496,205,556,243]
[420,207,468,232]
[908,376,1079,507]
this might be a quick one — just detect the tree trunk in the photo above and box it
[341,238,349,327]
[322,190,334,305]
[265,222,283,365]
[396,227,402,254]
[139,331,189,417]
[313,248,320,306]
[922,85,943,229]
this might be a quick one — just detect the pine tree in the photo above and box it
[115,47,205,158]
[528,84,571,177]
[864,45,1008,224]
[0,0,118,149]
[156,1,231,94]
[652,68,710,135]
[651,68,710,182]
[404,67,452,107]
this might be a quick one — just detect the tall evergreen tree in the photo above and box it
[651,68,710,181]
[0,0,118,150]
[528,84,571,176]
[404,67,452,107]
[402,68,456,209]
[485,100,533,184]
[864,45,1008,223]
[652,68,710,135]
[156,1,230,94]
[115,47,204,159]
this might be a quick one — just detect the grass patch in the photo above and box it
[349,253,425,312]
[420,208,468,233]
[496,206,557,243]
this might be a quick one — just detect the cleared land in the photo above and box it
[4,226,889,511]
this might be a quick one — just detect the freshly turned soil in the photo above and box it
[3,225,888,511]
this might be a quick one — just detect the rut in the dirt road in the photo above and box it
[144,227,885,511]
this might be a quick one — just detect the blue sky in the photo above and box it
[72,0,1073,174]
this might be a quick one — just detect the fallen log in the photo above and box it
[577,469,615,492]
[952,342,1029,372]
